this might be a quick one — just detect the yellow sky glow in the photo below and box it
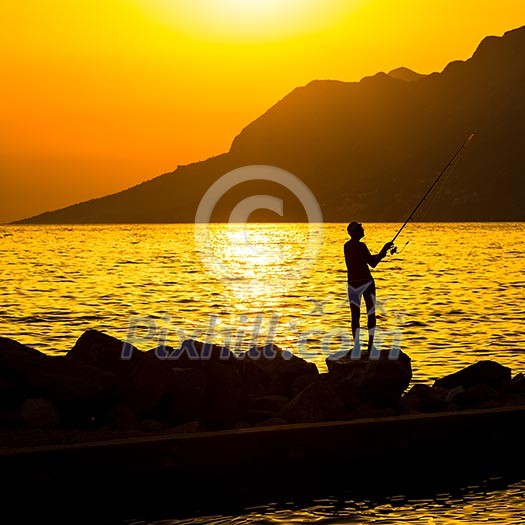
[0,0,524,222]
[140,0,365,41]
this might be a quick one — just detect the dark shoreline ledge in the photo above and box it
[2,404,524,458]
[1,405,524,517]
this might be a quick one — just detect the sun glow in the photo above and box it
[139,0,364,41]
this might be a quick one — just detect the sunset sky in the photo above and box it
[1,0,524,223]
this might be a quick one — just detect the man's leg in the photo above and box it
[347,282,367,357]
[347,302,362,357]
[363,281,377,351]
[350,302,361,336]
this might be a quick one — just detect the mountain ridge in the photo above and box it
[16,25,525,224]
[387,67,426,82]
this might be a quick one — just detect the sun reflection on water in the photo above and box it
[195,223,323,303]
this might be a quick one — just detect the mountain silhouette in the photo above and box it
[17,26,525,224]
[388,67,427,82]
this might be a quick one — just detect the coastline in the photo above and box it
[1,405,524,516]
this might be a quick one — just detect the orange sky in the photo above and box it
[1,0,524,223]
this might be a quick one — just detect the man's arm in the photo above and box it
[365,242,394,268]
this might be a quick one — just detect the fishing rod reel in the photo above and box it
[390,241,409,255]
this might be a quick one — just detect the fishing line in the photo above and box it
[390,133,475,252]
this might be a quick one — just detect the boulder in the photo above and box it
[239,344,318,396]
[291,374,320,397]
[149,341,258,424]
[510,373,525,396]
[161,368,207,424]
[244,409,280,425]
[280,380,344,423]
[106,403,138,431]
[453,384,502,408]
[400,384,448,413]
[252,395,290,413]
[444,386,465,404]
[398,392,421,413]
[204,362,245,427]
[170,420,201,434]
[434,361,512,391]
[233,421,252,429]
[0,374,23,408]
[0,336,117,422]
[139,419,165,432]
[67,330,172,417]
[18,398,60,428]
[325,350,412,407]
[233,359,272,397]
[149,339,234,367]
[54,356,117,401]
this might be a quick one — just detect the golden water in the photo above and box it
[0,223,523,384]
[151,479,525,524]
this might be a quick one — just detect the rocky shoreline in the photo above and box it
[1,330,524,448]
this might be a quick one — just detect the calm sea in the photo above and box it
[1,223,524,523]
[1,223,523,382]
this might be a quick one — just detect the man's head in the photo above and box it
[347,221,365,239]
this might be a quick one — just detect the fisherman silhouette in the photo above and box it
[344,222,394,357]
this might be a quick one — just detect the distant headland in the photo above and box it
[15,26,525,225]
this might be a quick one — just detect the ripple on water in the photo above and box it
[143,480,525,525]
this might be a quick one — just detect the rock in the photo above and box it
[240,344,318,396]
[233,421,251,429]
[291,374,320,397]
[454,384,502,408]
[170,420,201,434]
[150,339,234,367]
[161,368,207,424]
[510,373,525,395]
[205,362,245,427]
[434,361,512,392]
[68,330,172,417]
[139,419,165,432]
[234,359,272,397]
[106,403,138,431]
[0,336,117,421]
[252,395,290,413]
[400,384,447,413]
[280,380,344,423]
[444,386,465,404]
[398,392,421,413]
[325,350,412,407]
[18,398,60,428]
[244,409,279,424]
[0,374,23,408]
[255,418,288,427]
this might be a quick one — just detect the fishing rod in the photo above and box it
[390,133,475,250]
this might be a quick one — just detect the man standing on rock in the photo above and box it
[344,222,394,356]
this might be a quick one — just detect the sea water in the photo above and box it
[1,223,523,384]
